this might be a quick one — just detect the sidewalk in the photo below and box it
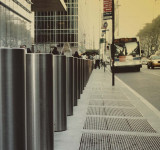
[54,68,160,150]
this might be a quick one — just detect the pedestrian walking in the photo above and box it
[61,43,72,57]
[51,46,59,55]
[94,54,100,69]
[27,48,32,53]
[73,51,80,58]
[20,45,27,53]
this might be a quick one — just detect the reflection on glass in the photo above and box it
[125,42,139,56]
[115,42,140,57]
[0,4,31,48]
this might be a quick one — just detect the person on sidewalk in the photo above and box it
[51,46,59,55]
[81,53,87,59]
[73,51,80,58]
[27,48,32,53]
[94,54,100,69]
[20,45,27,53]
[61,42,72,57]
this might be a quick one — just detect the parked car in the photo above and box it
[141,57,148,65]
[147,55,160,69]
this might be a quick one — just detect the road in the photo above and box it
[115,65,160,111]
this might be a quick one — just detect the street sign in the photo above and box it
[100,38,105,43]
[103,15,112,20]
[103,12,112,17]
[103,0,112,16]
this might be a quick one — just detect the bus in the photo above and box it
[109,38,143,72]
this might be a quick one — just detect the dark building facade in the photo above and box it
[34,0,78,52]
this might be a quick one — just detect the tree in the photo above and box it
[137,15,160,57]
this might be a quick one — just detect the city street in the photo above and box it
[115,65,160,111]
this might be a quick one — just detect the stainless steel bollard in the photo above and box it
[88,60,90,79]
[66,57,74,116]
[53,55,67,131]
[86,59,88,83]
[0,48,26,150]
[87,60,89,82]
[82,59,84,90]
[77,58,81,99]
[80,59,84,93]
[88,60,91,77]
[26,54,53,150]
[84,60,87,87]
[73,58,78,106]
[79,59,82,94]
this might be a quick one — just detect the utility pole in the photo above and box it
[115,0,120,36]
[112,0,115,86]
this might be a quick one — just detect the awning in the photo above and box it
[31,0,66,11]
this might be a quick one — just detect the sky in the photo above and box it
[117,0,160,38]
[78,0,160,49]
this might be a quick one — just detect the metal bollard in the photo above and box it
[86,59,88,83]
[82,59,85,90]
[79,59,82,94]
[79,58,82,95]
[0,48,26,150]
[26,54,53,150]
[73,57,78,106]
[66,57,74,116]
[53,55,67,131]
[87,60,90,81]
[77,58,81,99]
[84,60,87,87]
[81,59,84,92]
[89,60,91,77]
[88,60,90,79]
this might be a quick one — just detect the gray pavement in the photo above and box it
[54,68,160,150]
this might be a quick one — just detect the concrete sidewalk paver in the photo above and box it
[55,69,160,150]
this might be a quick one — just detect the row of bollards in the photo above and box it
[0,48,93,150]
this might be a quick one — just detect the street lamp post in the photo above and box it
[103,21,108,61]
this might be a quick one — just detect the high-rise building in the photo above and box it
[0,0,33,48]
[34,0,78,53]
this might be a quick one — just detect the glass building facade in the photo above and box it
[0,0,32,48]
[34,0,78,52]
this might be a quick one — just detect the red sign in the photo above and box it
[104,0,112,13]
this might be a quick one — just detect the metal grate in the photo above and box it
[83,117,156,133]
[91,87,102,90]
[90,87,119,91]
[104,100,133,107]
[90,95,103,99]
[79,133,160,150]
[87,107,105,115]
[89,100,104,106]
[102,94,128,100]
[87,107,143,117]
[89,100,134,107]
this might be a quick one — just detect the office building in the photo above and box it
[34,0,78,52]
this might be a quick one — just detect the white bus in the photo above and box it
[109,38,143,72]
